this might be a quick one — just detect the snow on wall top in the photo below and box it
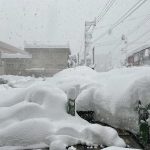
[1,53,32,59]
[24,41,70,49]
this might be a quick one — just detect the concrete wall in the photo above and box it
[25,48,70,76]
[2,58,31,75]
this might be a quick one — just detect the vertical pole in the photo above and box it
[93,47,95,65]
[77,52,79,65]
[84,22,87,65]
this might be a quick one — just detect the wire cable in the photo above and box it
[128,14,150,36]
[96,0,111,21]
[124,29,150,50]
[111,0,148,30]
[95,13,150,30]
[93,0,148,44]
[96,0,116,24]
[111,14,150,51]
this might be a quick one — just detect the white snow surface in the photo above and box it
[53,66,150,133]
[0,66,149,149]
[102,146,141,150]
[1,53,32,59]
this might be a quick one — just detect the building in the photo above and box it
[1,53,32,75]
[0,41,25,75]
[0,55,4,75]
[0,41,71,76]
[126,45,150,67]
[24,42,71,77]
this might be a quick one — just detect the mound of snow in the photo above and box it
[54,66,97,78]
[46,66,150,133]
[102,146,140,150]
[0,66,150,148]
[76,66,150,133]
[0,86,125,149]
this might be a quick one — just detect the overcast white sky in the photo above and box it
[0,0,103,52]
[0,0,150,68]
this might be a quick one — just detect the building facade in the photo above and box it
[126,46,150,67]
[1,53,32,75]
[0,41,25,75]
[24,43,70,77]
[0,41,70,76]
[0,59,4,75]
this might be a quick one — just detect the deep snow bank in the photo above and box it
[102,146,140,150]
[0,66,149,149]
[0,86,125,149]
[54,66,150,133]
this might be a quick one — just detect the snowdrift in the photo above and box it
[54,66,150,133]
[0,86,125,149]
[0,66,150,149]
[102,146,140,150]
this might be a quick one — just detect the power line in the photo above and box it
[90,0,116,34]
[95,28,150,55]
[111,0,147,29]
[93,0,148,44]
[108,14,150,50]
[128,14,150,36]
[124,29,150,50]
[110,28,150,54]
[95,41,150,47]
[95,13,150,30]
[113,13,150,50]
[111,29,150,54]
[96,0,111,21]
[96,0,116,24]
[94,0,147,43]
[125,13,150,22]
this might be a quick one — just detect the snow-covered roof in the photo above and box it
[0,41,23,53]
[24,41,70,49]
[1,53,32,59]
[126,44,150,57]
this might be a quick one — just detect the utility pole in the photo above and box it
[84,19,96,65]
